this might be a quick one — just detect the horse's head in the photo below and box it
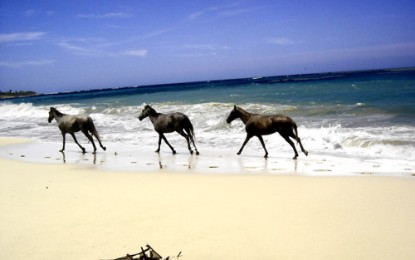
[48,107,55,123]
[138,105,153,121]
[226,105,241,124]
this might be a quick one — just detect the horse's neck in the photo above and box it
[148,112,161,124]
[53,111,66,122]
[239,110,252,124]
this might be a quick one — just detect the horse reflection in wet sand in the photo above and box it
[138,105,200,155]
[48,107,106,154]
[226,106,308,159]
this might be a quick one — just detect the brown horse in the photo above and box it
[48,107,106,153]
[226,106,308,159]
[138,105,199,155]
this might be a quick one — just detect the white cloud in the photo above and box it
[0,59,56,68]
[175,52,218,58]
[57,40,147,58]
[77,12,132,19]
[0,32,46,43]
[121,49,148,57]
[182,44,231,51]
[219,7,263,17]
[268,37,295,46]
[188,11,205,21]
[145,27,177,38]
[187,3,261,21]
[22,10,36,17]
[57,41,103,56]
[166,43,230,58]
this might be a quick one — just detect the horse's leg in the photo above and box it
[237,134,253,155]
[155,134,162,153]
[183,127,200,155]
[60,132,66,152]
[297,138,308,156]
[94,133,106,151]
[71,133,86,153]
[190,135,199,155]
[281,134,299,159]
[90,127,106,151]
[82,130,97,153]
[289,132,308,156]
[257,135,269,158]
[161,134,176,154]
[177,130,193,155]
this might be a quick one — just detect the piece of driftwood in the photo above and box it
[104,244,181,260]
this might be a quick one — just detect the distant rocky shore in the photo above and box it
[0,91,37,99]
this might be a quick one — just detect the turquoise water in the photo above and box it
[1,68,415,172]
[7,68,415,124]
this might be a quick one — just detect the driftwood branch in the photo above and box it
[102,244,181,260]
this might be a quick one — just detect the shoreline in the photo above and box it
[1,137,415,259]
[1,137,413,176]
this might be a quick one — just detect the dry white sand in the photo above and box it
[1,137,415,259]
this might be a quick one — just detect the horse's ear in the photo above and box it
[234,105,236,109]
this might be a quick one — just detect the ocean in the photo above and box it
[1,68,415,175]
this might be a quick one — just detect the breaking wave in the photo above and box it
[1,101,414,162]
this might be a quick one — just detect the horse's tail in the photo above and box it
[292,121,300,144]
[88,117,106,151]
[88,117,101,140]
[185,116,196,142]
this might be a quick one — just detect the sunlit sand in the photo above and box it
[1,137,415,259]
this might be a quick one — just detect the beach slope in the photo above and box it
[1,138,415,259]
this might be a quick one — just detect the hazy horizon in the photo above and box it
[1,1,415,93]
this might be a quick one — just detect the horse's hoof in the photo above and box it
[264,155,268,158]
[190,151,194,155]
[103,147,107,151]
[196,151,200,155]
[172,150,177,154]
[293,156,298,160]
[155,150,160,153]
[305,151,309,156]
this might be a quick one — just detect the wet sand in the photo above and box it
[1,138,413,176]
[1,137,415,259]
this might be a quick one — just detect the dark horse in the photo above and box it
[48,107,106,153]
[226,106,308,159]
[138,105,199,155]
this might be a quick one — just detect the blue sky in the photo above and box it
[1,0,414,93]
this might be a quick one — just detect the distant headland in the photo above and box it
[0,90,38,99]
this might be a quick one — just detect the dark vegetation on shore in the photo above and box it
[0,90,37,99]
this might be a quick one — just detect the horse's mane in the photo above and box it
[235,106,250,115]
[51,107,66,117]
[145,105,159,115]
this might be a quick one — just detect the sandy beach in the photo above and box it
[1,137,415,259]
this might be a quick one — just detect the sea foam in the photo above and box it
[1,102,414,165]
[1,69,414,174]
